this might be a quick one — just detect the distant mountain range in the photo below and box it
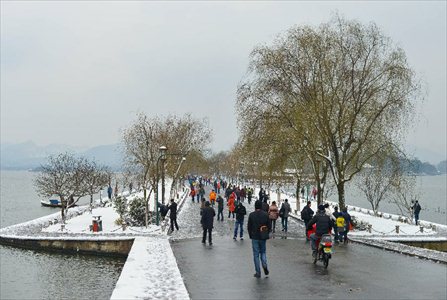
[1,141,445,174]
[0,141,123,170]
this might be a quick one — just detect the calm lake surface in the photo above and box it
[0,171,125,300]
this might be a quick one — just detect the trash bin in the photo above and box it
[98,220,103,232]
[92,219,99,232]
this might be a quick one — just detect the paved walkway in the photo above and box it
[171,183,447,300]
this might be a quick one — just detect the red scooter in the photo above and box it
[307,225,333,268]
[314,234,333,268]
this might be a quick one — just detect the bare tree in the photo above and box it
[82,161,111,210]
[34,153,106,222]
[237,15,420,209]
[389,174,420,223]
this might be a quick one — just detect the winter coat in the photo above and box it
[168,202,178,219]
[261,201,269,212]
[248,209,271,240]
[281,202,291,218]
[190,189,196,197]
[235,204,247,221]
[268,204,279,220]
[413,203,422,214]
[201,206,216,229]
[341,212,352,230]
[300,205,314,222]
[209,191,217,201]
[228,197,235,212]
[307,211,333,236]
[216,196,224,211]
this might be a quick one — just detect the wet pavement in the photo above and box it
[171,184,447,300]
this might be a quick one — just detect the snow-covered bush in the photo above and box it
[114,196,127,219]
[127,197,146,226]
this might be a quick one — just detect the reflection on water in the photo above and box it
[0,245,125,299]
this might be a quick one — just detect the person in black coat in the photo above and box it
[216,195,224,221]
[167,199,179,232]
[248,200,271,278]
[307,205,334,252]
[412,201,422,225]
[201,201,216,245]
[300,201,314,240]
[233,202,247,240]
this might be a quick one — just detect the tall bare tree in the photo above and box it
[237,15,420,209]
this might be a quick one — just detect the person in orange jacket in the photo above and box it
[209,189,217,206]
[228,193,236,218]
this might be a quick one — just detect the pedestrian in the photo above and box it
[280,199,291,232]
[233,202,247,240]
[332,206,342,243]
[300,201,314,240]
[190,187,196,202]
[312,186,318,201]
[158,202,168,221]
[412,201,422,225]
[268,201,279,233]
[129,182,133,194]
[341,207,352,244]
[209,189,217,206]
[247,187,253,205]
[107,185,113,200]
[167,199,179,232]
[201,201,215,245]
[228,193,236,219]
[216,195,224,221]
[261,199,269,212]
[258,188,265,202]
[248,200,271,278]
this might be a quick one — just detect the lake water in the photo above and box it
[337,174,447,225]
[0,170,125,299]
[282,174,446,225]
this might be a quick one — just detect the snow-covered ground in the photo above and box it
[1,181,446,299]
[110,236,189,300]
[259,188,447,240]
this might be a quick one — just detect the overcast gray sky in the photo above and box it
[1,1,446,161]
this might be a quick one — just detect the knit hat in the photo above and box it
[255,200,262,209]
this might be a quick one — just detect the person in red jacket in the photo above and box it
[228,194,236,218]
[190,188,196,202]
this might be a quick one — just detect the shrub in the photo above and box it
[127,197,146,226]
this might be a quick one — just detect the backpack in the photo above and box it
[336,216,346,228]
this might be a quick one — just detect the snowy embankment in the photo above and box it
[110,236,189,300]
[258,187,447,239]
[259,187,447,263]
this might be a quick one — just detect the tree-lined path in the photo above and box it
[170,184,446,299]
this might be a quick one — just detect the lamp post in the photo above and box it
[315,147,323,205]
[155,146,168,226]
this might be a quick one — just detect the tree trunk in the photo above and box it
[337,182,346,210]
[60,196,66,222]
[295,179,301,213]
